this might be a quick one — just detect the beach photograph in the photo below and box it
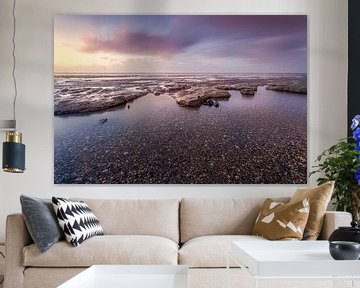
[54,15,307,184]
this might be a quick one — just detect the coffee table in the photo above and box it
[228,241,360,288]
[58,265,189,288]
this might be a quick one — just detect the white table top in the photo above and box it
[58,265,189,288]
[231,241,360,278]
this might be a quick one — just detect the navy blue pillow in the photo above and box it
[20,195,64,253]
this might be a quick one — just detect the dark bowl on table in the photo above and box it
[329,241,360,260]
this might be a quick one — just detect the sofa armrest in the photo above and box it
[4,214,32,288]
[318,211,352,240]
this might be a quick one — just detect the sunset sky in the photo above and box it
[54,15,307,74]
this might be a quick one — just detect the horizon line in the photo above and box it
[54,72,307,75]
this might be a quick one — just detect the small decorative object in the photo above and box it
[310,114,360,222]
[329,241,360,260]
[329,221,360,244]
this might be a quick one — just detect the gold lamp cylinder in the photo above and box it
[6,131,22,143]
[2,131,26,173]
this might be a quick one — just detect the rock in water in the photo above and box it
[266,84,307,94]
[214,101,219,108]
[174,87,230,107]
[176,93,202,107]
[239,87,257,96]
[54,87,148,115]
[204,88,230,99]
[203,99,214,106]
[99,118,108,124]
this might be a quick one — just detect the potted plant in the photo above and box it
[310,115,360,222]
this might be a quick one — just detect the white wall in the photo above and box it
[0,0,348,242]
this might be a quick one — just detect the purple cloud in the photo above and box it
[80,26,198,57]
[69,15,307,73]
[174,15,306,39]
[79,15,306,58]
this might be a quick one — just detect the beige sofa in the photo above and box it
[4,198,352,288]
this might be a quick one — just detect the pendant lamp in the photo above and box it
[1,0,26,173]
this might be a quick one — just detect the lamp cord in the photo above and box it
[11,0,17,128]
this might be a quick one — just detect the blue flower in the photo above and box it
[352,119,359,130]
[356,167,360,186]
[357,142,360,152]
[352,115,360,130]
[354,128,360,142]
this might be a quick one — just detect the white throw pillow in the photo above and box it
[52,197,103,247]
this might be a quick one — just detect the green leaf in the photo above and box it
[310,138,360,214]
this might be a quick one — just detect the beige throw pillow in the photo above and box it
[252,198,310,240]
[289,181,334,240]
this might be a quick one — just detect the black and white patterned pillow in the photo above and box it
[52,197,104,247]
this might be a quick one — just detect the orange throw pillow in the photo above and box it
[289,181,334,240]
[252,198,310,240]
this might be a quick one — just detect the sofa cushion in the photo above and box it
[290,181,334,240]
[52,197,104,247]
[20,195,64,253]
[72,199,179,243]
[252,198,310,240]
[180,198,289,243]
[179,235,267,268]
[23,235,179,267]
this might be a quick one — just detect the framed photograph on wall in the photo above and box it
[54,15,307,184]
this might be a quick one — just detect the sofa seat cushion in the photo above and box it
[23,235,179,267]
[179,235,267,268]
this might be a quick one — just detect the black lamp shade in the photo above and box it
[2,141,25,173]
